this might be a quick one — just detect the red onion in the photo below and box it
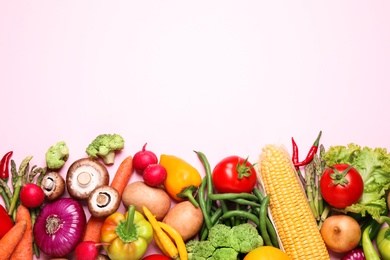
[341,248,366,260]
[33,198,86,257]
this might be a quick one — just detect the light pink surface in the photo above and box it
[1,1,390,259]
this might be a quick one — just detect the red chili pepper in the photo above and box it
[0,151,13,180]
[294,131,322,167]
[291,137,299,165]
[0,204,14,238]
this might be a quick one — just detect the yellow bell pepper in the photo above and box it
[101,205,153,260]
[159,154,202,207]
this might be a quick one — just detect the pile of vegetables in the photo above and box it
[0,131,390,260]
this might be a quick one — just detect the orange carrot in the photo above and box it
[0,219,27,260]
[110,155,133,196]
[10,205,33,260]
[82,155,133,242]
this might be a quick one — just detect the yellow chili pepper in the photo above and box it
[143,206,179,260]
[158,221,188,260]
[159,154,202,207]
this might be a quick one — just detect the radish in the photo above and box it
[75,241,105,260]
[20,183,45,208]
[143,164,167,187]
[133,143,158,174]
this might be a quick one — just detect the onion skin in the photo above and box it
[33,198,86,257]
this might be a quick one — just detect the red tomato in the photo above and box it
[20,183,45,208]
[142,254,170,260]
[212,156,257,193]
[320,164,364,209]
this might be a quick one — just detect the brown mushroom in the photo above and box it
[41,172,66,201]
[66,158,110,200]
[87,185,120,218]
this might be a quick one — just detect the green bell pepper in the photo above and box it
[376,216,390,260]
[101,205,153,260]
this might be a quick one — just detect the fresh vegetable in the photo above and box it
[20,183,45,208]
[0,220,27,260]
[293,130,322,167]
[376,216,390,260]
[158,221,188,260]
[320,215,361,253]
[75,241,107,260]
[101,205,153,260]
[362,224,380,260]
[320,164,364,209]
[142,254,170,260]
[143,205,179,260]
[0,204,13,239]
[87,185,120,218]
[133,143,158,174]
[0,151,12,180]
[258,144,330,259]
[358,207,388,247]
[322,144,390,219]
[162,200,203,241]
[41,171,65,201]
[341,248,366,260]
[142,164,167,187]
[10,205,33,260]
[66,158,110,200]
[122,181,171,220]
[186,223,263,260]
[33,198,86,257]
[82,155,133,243]
[45,141,69,170]
[85,133,125,165]
[243,246,291,260]
[159,154,202,206]
[212,155,257,194]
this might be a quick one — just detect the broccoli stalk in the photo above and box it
[85,134,125,165]
[45,141,69,170]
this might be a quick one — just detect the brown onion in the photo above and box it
[320,215,361,253]
[33,198,86,257]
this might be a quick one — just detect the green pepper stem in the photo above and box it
[377,216,390,226]
[115,205,138,243]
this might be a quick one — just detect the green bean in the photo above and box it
[198,177,212,230]
[259,194,272,246]
[195,151,214,213]
[252,207,279,248]
[231,198,261,208]
[220,210,260,226]
[200,207,223,241]
[252,188,265,203]
[208,192,258,201]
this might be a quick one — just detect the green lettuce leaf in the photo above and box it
[322,143,390,219]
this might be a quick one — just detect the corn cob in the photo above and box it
[257,144,330,260]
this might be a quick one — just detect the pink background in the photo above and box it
[1,1,389,259]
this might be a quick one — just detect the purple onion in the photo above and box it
[341,248,366,260]
[33,198,86,257]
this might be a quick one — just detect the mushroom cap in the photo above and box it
[66,158,110,200]
[87,185,120,218]
[41,171,66,201]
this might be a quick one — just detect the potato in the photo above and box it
[122,181,171,220]
[163,201,204,241]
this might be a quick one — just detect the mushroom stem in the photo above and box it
[42,177,55,191]
[96,192,111,208]
[77,171,92,186]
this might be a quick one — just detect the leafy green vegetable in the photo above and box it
[323,143,390,219]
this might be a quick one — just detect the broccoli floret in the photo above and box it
[210,248,238,260]
[187,223,262,260]
[208,224,236,249]
[85,134,125,165]
[230,223,264,253]
[45,141,69,170]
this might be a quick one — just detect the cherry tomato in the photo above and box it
[212,156,257,193]
[320,164,364,209]
[243,246,291,260]
[142,254,170,260]
[20,183,45,208]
